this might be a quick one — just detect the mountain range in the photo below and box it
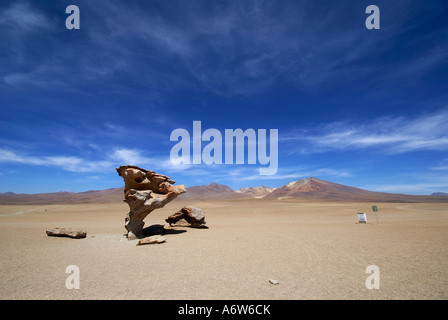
[1,177,447,205]
[431,192,448,197]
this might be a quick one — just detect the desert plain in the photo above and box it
[0,199,447,300]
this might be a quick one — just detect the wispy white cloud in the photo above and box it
[0,2,52,30]
[4,67,67,87]
[2,1,444,97]
[432,165,448,171]
[431,158,448,171]
[192,164,353,183]
[284,109,448,154]
[110,148,193,172]
[0,147,190,175]
[111,148,153,165]
[0,149,112,172]
[365,182,448,195]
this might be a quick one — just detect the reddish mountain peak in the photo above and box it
[208,182,234,192]
[284,177,329,192]
[208,182,221,187]
[187,182,234,194]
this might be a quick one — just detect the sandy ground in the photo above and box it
[0,200,447,300]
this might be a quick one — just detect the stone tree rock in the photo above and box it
[116,165,186,239]
[165,205,207,228]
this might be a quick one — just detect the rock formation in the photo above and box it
[165,205,207,228]
[46,227,86,239]
[116,165,186,239]
[136,235,167,246]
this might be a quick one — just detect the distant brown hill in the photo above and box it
[179,182,247,201]
[0,188,124,205]
[236,186,276,198]
[264,177,448,202]
[1,178,447,204]
[431,192,448,196]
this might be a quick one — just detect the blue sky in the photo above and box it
[1,0,448,195]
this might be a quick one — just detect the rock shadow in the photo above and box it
[142,224,187,237]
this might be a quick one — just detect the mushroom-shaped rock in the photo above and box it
[116,165,186,239]
[166,206,207,228]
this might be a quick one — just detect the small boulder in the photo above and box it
[46,228,87,239]
[136,235,167,246]
[166,206,207,228]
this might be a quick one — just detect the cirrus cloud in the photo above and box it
[283,108,448,154]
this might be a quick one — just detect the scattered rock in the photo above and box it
[136,235,167,246]
[46,228,86,239]
[116,165,186,239]
[269,279,279,285]
[166,206,207,228]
